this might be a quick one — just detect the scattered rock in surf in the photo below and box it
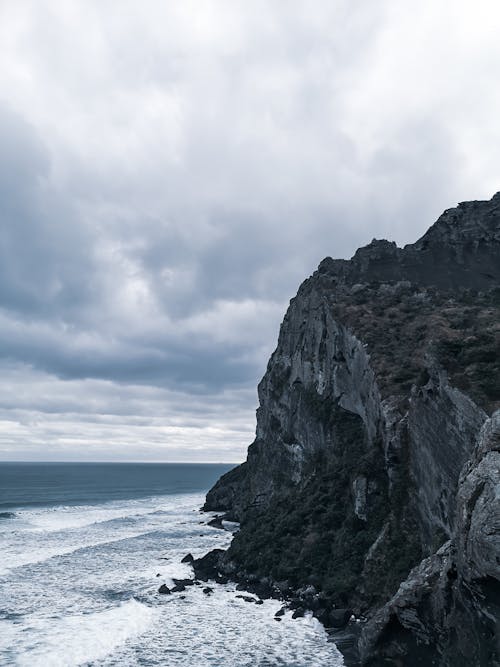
[0,512,15,519]
[203,587,213,595]
[274,617,282,622]
[181,553,194,564]
[207,516,224,529]
[192,549,226,582]
[235,594,258,603]
[172,578,194,587]
[156,573,161,577]
[158,584,171,595]
[171,584,186,593]
[292,607,305,619]
[275,607,286,617]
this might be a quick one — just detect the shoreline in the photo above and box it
[190,513,362,667]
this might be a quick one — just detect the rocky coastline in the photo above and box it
[199,194,500,666]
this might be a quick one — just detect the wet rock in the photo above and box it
[181,553,194,563]
[312,608,329,624]
[203,587,213,595]
[207,516,224,529]
[292,607,305,619]
[235,594,257,603]
[328,609,351,629]
[172,578,194,587]
[191,549,226,582]
[158,584,171,594]
[171,584,186,593]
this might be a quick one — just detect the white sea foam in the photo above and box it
[1,491,344,667]
[103,587,344,667]
[13,599,155,667]
[19,493,198,532]
[0,528,153,574]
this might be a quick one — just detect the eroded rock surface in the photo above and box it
[204,193,500,665]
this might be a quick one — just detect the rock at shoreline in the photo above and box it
[328,609,351,629]
[172,578,195,587]
[207,516,224,529]
[158,584,171,595]
[235,594,259,603]
[181,553,194,563]
[202,193,500,666]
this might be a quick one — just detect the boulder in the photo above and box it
[158,584,171,595]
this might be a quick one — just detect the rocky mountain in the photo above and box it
[203,193,500,666]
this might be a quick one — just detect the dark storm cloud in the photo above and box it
[0,0,499,459]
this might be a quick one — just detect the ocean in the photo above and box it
[0,462,343,667]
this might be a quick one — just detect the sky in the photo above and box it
[0,1,499,462]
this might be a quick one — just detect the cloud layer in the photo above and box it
[0,1,499,460]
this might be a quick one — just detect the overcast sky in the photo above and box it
[0,1,499,462]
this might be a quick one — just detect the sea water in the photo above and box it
[0,463,343,666]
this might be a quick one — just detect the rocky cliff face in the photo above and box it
[204,193,500,665]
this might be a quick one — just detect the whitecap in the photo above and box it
[11,599,155,667]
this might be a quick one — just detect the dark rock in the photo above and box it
[171,584,186,593]
[328,608,351,629]
[288,598,302,610]
[203,587,213,595]
[172,578,194,587]
[360,412,500,667]
[181,553,194,563]
[274,617,282,622]
[292,607,305,619]
[202,193,500,665]
[312,608,329,624]
[235,594,257,603]
[191,549,226,582]
[275,607,286,617]
[158,584,171,595]
[275,580,291,595]
[156,573,161,577]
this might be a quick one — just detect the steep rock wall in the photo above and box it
[204,193,500,664]
[360,412,500,667]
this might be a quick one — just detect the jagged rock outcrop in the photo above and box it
[360,412,500,666]
[204,193,500,665]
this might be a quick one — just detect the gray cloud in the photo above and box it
[0,1,499,459]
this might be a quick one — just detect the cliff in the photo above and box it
[204,193,500,665]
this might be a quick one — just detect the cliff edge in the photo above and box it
[204,193,500,666]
